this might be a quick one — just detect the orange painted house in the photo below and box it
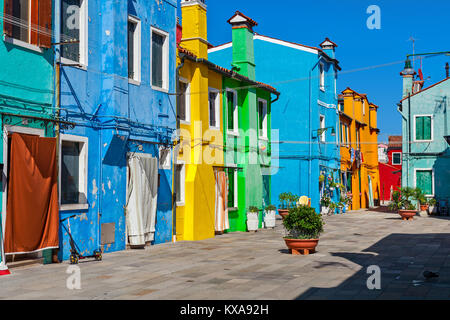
[338,88,381,210]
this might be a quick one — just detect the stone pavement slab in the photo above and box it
[1,209,450,300]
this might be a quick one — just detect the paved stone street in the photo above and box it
[2,209,450,300]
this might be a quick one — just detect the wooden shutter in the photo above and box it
[38,0,52,48]
[30,0,39,45]
[3,0,14,36]
[416,117,424,140]
[424,116,432,140]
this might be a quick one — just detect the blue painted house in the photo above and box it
[55,0,177,260]
[398,59,450,207]
[209,31,341,212]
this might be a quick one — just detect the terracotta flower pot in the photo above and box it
[399,209,417,221]
[420,204,429,212]
[278,209,289,220]
[284,238,319,255]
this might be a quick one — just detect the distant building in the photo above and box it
[379,136,402,204]
[338,89,381,210]
[378,144,389,164]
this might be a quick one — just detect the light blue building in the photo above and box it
[209,32,341,212]
[398,59,450,207]
[55,0,177,260]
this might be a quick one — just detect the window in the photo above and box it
[151,27,169,90]
[362,101,366,116]
[319,115,325,142]
[227,169,238,209]
[356,128,360,149]
[60,135,88,209]
[4,0,52,48]
[61,0,88,65]
[319,63,325,91]
[178,79,190,123]
[227,90,238,134]
[159,146,171,170]
[258,99,268,139]
[392,152,402,165]
[415,115,432,141]
[415,169,433,196]
[208,89,220,129]
[128,15,141,83]
[340,123,349,146]
[175,162,185,206]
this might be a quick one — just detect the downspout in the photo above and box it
[308,67,312,204]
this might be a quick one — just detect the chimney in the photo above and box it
[400,58,416,98]
[446,62,449,78]
[319,38,338,59]
[180,0,208,58]
[228,11,257,80]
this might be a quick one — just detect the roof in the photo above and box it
[388,136,402,148]
[209,33,342,71]
[227,11,258,27]
[320,37,338,48]
[178,46,279,95]
[400,77,450,102]
[341,87,379,108]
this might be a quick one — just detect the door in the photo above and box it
[125,153,158,247]
[214,170,229,233]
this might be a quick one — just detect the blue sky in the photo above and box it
[180,0,450,142]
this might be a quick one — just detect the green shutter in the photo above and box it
[423,116,431,140]
[227,92,234,131]
[416,117,424,140]
[228,171,234,208]
[416,170,432,195]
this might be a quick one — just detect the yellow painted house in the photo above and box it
[174,0,225,241]
[338,88,381,210]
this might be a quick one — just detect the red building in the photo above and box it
[379,136,402,203]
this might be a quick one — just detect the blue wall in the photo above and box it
[56,0,177,260]
[209,36,341,212]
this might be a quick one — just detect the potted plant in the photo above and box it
[247,206,260,232]
[283,205,324,255]
[320,195,331,215]
[415,188,428,212]
[278,192,298,220]
[427,198,437,215]
[264,205,277,229]
[396,187,419,221]
[329,202,337,215]
[337,201,345,214]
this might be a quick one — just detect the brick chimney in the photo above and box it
[228,11,257,80]
[180,0,208,58]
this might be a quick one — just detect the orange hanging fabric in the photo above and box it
[4,133,59,254]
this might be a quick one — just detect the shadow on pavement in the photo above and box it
[295,233,450,300]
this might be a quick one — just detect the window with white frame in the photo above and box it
[61,0,88,65]
[175,162,185,206]
[319,115,325,142]
[60,135,88,208]
[128,15,141,83]
[178,79,190,123]
[10,0,29,42]
[258,98,268,139]
[227,90,238,135]
[392,152,402,165]
[151,27,169,90]
[319,63,325,91]
[414,115,433,141]
[208,89,220,129]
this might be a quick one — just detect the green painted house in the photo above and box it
[0,0,56,274]
[221,12,278,232]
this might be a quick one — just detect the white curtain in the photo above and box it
[215,171,229,232]
[126,155,158,246]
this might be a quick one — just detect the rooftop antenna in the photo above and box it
[407,36,419,70]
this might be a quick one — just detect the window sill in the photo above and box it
[414,139,433,143]
[128,79,141,86]
[227,131,239,137]
[259,136,268,141]
[60,57,88,70]
[320,87,325,92]
[176,202,185,207]
[152,85,169,93]
[180,120,191,126]
[60,203,89,211]
[3,36,43,53]
[209,126,221,131]
[228,207,238,212]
